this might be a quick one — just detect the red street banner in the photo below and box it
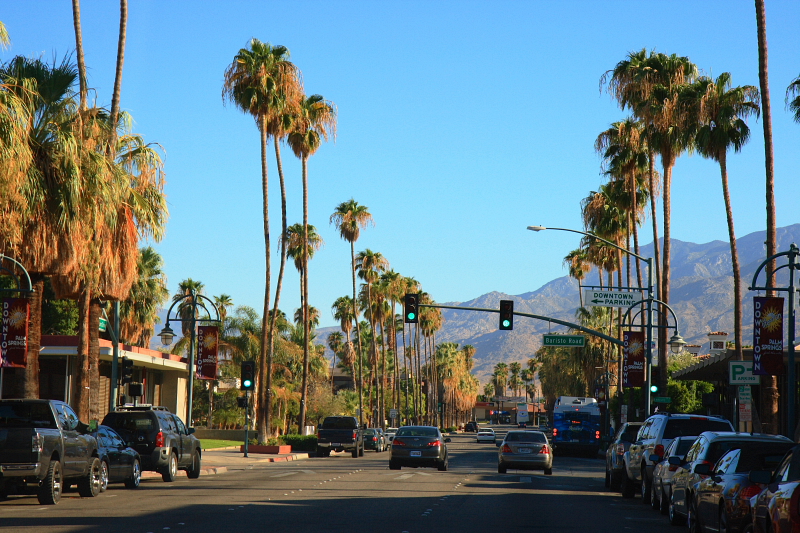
[2,298,30,368]
[196,325,219,380]
[753,296,784,376]
[623,331,645,388]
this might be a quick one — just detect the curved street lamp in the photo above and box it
[158,290,221,427]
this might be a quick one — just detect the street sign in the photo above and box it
[99,317,108,332]
[738,385,752,403]
[543,334,585,347]
[653,397,672,403]
[389,409,398,418]
[583,289,644,309]
[739,402,752,422]
[729,361,758,384]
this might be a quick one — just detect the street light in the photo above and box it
[528,225,657,416]
[157,290,221,427]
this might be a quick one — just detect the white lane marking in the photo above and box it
[270,471,297,478]
[396,474,415,480]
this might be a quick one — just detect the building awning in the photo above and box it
[671,348,793,383]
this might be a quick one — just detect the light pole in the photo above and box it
[158,289,221,427]
[528,225,657,416]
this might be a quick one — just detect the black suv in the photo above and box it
[101,406,202,482]
[464,421,479,432]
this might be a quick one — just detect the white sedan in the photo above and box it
[476,429,497,443]
[385,427,398,443]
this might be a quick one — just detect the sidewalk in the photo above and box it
[141,447,311,479]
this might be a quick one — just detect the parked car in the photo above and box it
[605,422,643,490]
[464,421,479,433]
[624,413,734,500]
[497,430,553,475]
[101,405,202,482]
[650,436,698,513]
[363,428,387,452]
[477,428,497,443]
[668,431,792,528]
[693,442,793,533]
[749,444,800,533]
[389,426,450,471]
[90,425,142,491]
[0,399,102,504]
[316,416,364,458]
[385,428,398,443]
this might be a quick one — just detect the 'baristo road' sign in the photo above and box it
[583,289,644,309]
[543,334,585,347]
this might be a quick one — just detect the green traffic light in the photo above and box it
[650,385,658,393]
[243,379,252,388]
[502,320,511,328]
[407,312,416,320]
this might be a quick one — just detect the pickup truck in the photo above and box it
[0,399,102,504]
[316,416,364,458]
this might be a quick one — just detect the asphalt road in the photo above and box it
[1,428,679,533]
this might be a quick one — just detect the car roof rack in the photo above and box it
[116,404,171,412]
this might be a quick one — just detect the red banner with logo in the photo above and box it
[753,296,784,376]
[623,330,645,388]
[196,325,219,380]
[2,298,30,368]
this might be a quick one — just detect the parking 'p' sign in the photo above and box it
[729,361,758,384]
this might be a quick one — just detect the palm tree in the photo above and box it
[330,200,374,424]
[327,331,344,391]
[356,249,389,425]
[284,222,324,319]
[287,94,336,429]
[119,246,169,347]
[691,72,759,364]
[223,39,302,441]
[788,75,800,122]
[331,295,357,387]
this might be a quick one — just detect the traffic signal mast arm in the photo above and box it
[417,303,623,346]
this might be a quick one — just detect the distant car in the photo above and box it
[750,444,800,533]
[693,442,793,533]
[668,431,792,528]
[498,430,553,475]
[518,422,527,428]
[90,425,142,491]
[650,436,697,513]
[389,426,450,471]
[363,428,387,452]
[604,422,643,490]
[477,429,497,443]
[385,428,398,443]
[464,422,478,432]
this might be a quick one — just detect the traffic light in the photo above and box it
[122,357,134,384]
[240,360,255,391]
[404,294,419,323]
[499,300,514,330]
[650,383,659,393]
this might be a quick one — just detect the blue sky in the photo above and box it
[4,1,799,329]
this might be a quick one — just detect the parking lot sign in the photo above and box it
[729,361,758,384]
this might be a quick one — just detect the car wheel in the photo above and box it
[99,460,109,493]
[37,459,62,505]
[669,493,686,526]
[620,471,635,498]
[359,443,364,457]
[544,467,553,476]
[605,468,611,488]
[316,446,329,457]
[162,453,178,482]
[640,468,651,503]
[498,464,507,474]
[438,459,448,472]
[660,489,669,515]
[389,460,401,470]
[687,495,702,533]
[78,457,102,497]
[719,507,728,533]
[352,446,359,458]
[187,450,201,479]
[650,480,660,510]
[124,459,141,489]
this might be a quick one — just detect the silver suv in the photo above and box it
[622,413,733,499]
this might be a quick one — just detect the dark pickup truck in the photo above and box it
[0,399,102,504]
[316,416,364,458]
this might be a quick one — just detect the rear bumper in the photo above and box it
[317,442,357,450]
[0,463,42,478]
[499,455,552,470]
[141,446,174,472]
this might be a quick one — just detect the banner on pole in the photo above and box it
[623,330,645,388]
[752,296,784,376]
[197,325,219,380]
[1,298,30,368]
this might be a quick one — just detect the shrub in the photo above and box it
[281,434,318,452]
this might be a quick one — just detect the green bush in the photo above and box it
[281,434,318,451]
[445,426,458,433]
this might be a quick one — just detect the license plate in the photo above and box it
[331,443,341,446]
[410,451,422,457]
[518,448,531,454]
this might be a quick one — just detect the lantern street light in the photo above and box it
[157,290,221,427]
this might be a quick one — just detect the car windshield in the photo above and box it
[103,412,154,432]
[0,402,56,428]
[662,418,732,439]
[735,443,795,472]
[505,432,546,443]
[396,427,439,437]
[364,429,376,435]
[673,438,696,457]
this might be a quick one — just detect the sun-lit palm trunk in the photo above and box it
[299,155,310,430]
[717,150,744,363]
[23,277,45,399]
[257,115,271,443]
[351,243,364,424]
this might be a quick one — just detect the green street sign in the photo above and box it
[99,317,108,332]
[653,397,672,403]
[542,334,585,347]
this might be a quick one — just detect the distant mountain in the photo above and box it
[282,224,800,385]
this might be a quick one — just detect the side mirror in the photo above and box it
[496,442,502,447]
[649,454,662,463]
[749,470,772,484]
[188,427,196,435]
[694,463,712,476]
[668,456,683,467]
[444,437,451,443]
[361,424,367,430]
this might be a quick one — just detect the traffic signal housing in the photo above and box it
[237,396,248,408]
[241,360,255,391]
[122,357,134,384]
[404,294,419,323]
[499,300,514,330]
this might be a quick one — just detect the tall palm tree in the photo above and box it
[691,72,759,364]
[287,94,336,429]
[331,295,357,387]
[223,39,302,441]
[330,200,374,424]
[284,222,324,319]
[356,249,389,425]
[327,331,344,391]
[119,246,169,347]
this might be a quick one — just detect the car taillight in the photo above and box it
[539,445,550,455]
[595,431,601,439]
[155,430,164,447]
[502,444,513,453]
[32,431,43,454]
[615,443,625,456]
[352,431,358,440]
[739,485,762,500]
[372,437,377,441]
[393,438,406,446]
[428,440,441,447]
[654,444,665,458]
[552,428,558,437]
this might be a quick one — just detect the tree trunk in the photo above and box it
[257,114,271,443]
[659,155,676,386]
[23,276,45,399]
[299,155,310,431]
[351,242,364,425]
[718,152,744,362]
[71,0,88,112]
[74,288,91,420]
[88,298,101,422]
[109,0,127,132]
